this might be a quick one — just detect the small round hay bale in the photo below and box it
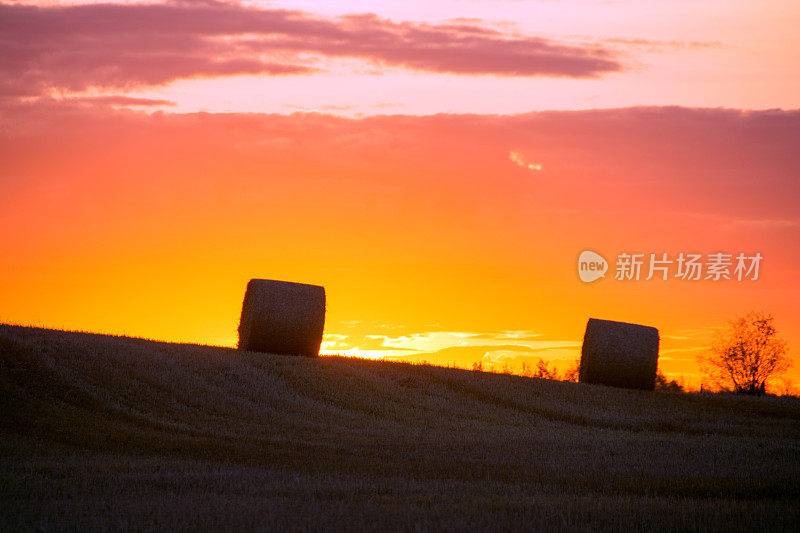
[579,318,659,390]
[238,279,326,357]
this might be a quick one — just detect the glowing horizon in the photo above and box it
[1,0,799,392]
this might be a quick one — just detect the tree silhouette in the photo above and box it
[699,312,791,395]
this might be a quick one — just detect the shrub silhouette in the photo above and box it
[533,359,559,379]
[654,371,683,392]
[562,358,580,383]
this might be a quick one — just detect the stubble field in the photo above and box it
[1,324,799,531]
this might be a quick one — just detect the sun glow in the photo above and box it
[1,1,799,393]
[320,349,396,360]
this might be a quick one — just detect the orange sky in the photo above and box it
[1,1,799,391]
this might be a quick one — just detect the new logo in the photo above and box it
[578,250,608,283]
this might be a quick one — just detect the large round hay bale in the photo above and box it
[238,279,326,357]
[579,318,659,390]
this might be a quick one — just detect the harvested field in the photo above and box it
[1,324,799,530]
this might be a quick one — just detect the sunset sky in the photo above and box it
[2,0,799,390]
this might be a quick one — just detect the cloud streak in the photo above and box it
[0,0,622,98]
[509,150,542,171]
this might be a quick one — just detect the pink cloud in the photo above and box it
[0,0,621,98]
[62,96,176,107]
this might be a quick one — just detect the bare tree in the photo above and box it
[699,312,791,395]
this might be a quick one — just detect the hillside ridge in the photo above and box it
[2,323,799,530]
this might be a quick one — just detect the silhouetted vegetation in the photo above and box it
[533,359,559,379]
[519,359,561,379]
[563,358,580,382]
[655,370,684,392]
[699,312,791,395]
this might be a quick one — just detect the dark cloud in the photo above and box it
[0,0,621,98]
